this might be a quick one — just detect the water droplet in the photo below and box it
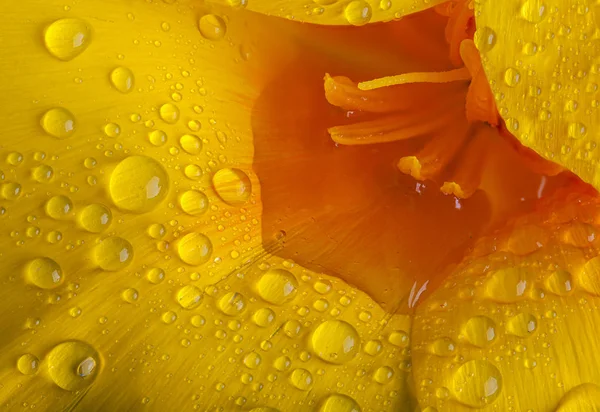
[212,168,252,205]
[290,368,313,391]
[556,383,600,411]
[474,26,497,52]
[520,0,547,23]
[198,14,227,40]
[253,308,275,327]
[243,352,261,369]
[577,257,600,295]
[255,269,298,305]
[507,312,537,337]
[318,394,361,412]
[179,134,203,154]
[218,292,246,315]
[1,182,21,200]
[110,66,134,93]
[462,316,496,347]
[568,122,587,139]
[484,267,531,302]
[41,108,76,139]
[184,164,203,180]
[274,355,291,372]
[311,320,359,364]
[148,130,167,146]
[522,42,538,55]
[109,156,169,213]
[103,123,121,138]
[177,285,202,309]
[452,360,502,408]
[44,18,92,61]
[177,233,212,265]
[47,341,100,390]
[162,311,177,324]
[78,204,112,233]
[178,190,208,216]
[504,67,521,87]
[32,164,54,183]
[388,330,409,347]
[344,1,372,26]
[363,339,382,356]
[7,152,23,166]
[430,337,457,356]
[17,354,39,375]
[545,269,573,295]
[94,237,133,271]
[373,366,394,384]
[45,195,73,219]
[121,288,139,303]
[314,279,332,294]
[284,320,302,338]
[159,103,180,124]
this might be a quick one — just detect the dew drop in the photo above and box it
[253,308,275,327]
[184,164,203,180]
[289,368,313,391]
[41,108,76,139]
[545,269,573,295]
[109,156,169,213]
[179,190,208,216]
[506,312,537,337]
[318,394,361,412]
[255,269,298,305]
[110,66,135,93]
[452,360,502,408]
[218,292,246,315]
[474,26,497,52]
[462,316,496,347]
[32,164,54,183]
[17,354,39,375]
[159,103,180,124]
[179,134,203,154]
[26,257,63,289]
[47,341,100,390]
[177,285,202,309]
[94,237,133,271]
[45,195,73,220]
[177,233,212,265]
[212,168,252,205]
[344,1,372,26]
[310,320,360,364]
[148,130,167,146]
[121,288,139,303]
[198,14,227,40]
[44,19,92,61]
[78,204,112,233]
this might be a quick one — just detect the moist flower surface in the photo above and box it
[1,0,600,411]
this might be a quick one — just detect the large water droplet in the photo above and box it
[545,269,573,295]
[179,190,208,216]
[506,312,537,337]
[289,368,313,391]
[430,337,457,356]
[218,292,246,315]
[25,257,63,289]
[110,66,134,93]
[46,341,100,390]
[94,237,133,271]
[578,257,600,295]
[177,285,202,309]
[253,308,275,327]
[109,156,169,213]
[474,26,497,52]
[318,394,361,412]
[45,195,73,220]
[462,316,496,347]
[44,18,92,61]
[179,134,203,154]
[78,204,112,233]
[452,360,502,408]
[159,103,180,124]
[255,269,298,305]
[243,352,261,369]
[520,0,547,23]
[198,14,227,40]
[17,353,39,375]
[344,1,372,26]
[484,267,531,302]
[556,383,600,411]
[212,168,252,205]
[177,233,212,265]
[310,320,360,364]
[41,108,76,139]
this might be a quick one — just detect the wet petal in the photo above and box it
[213,0,446,25]
[475,0,600,189]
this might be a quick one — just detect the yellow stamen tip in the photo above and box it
[441,181,467,198]
[398,156,423,180]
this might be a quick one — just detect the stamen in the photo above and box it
[329,106,461,146]
[358,67,471,91]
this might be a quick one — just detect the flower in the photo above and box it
[1,0,599,411]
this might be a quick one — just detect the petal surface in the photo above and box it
[211,0,446,25]
[475,0,600,188]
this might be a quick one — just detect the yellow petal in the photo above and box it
[212,0,446,26]
[475,0,600,188]
[412,189,600,411]
[0,0,418,410]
